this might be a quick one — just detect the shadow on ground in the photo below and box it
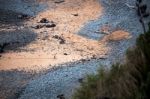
[0,70,36,99]
[0,8,38,99]
[0,0,49,16]
[0,29,37,53]
[0,9,29,25]
[0,4,40,99]
[0,9,37,53]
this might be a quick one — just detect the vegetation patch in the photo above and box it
[73,23,150,99]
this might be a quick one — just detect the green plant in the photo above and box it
[73,24,150,99]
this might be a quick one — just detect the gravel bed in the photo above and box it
[18,0,147,99]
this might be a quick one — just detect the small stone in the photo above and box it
[64,53,68,55]
[52,35,60,39]
[40,18,49,23]
[45,23,56,28]
[99,57,107,60]
[91,55,97,59]
[55,0,65,4]
[59,39,65,44]
[0,43,9,53]
[52,35,65,44]
[32,24,44,29]
[72,13,78,16]
[81,59,86,62]
[78,78,83,83]
[57,94,65,99]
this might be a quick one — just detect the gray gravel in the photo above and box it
[0,0,48,16]
[0,0,149,99]
[20,59,110,99]
[18,0,148,99]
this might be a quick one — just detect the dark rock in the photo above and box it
[39,18,56,28]
[55,0,65,4]
[91,55,97,59]
[57,94,65,99]
[81,59,86,62]
[32,22,56,29]
[32,24,44,29]
[99,57,107,60]
[40,18,49,23]
[53,35,60,39]
[59,39,65,44]
[72,13,78,16]
[63,53,68,55]
[45,23,56,28]
[0,43,9,53]
[78,78,83,83]
[52,35,65,44]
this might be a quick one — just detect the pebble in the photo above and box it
[55,0,65,4]
[40,18,49,23]
[57,94,65,99]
